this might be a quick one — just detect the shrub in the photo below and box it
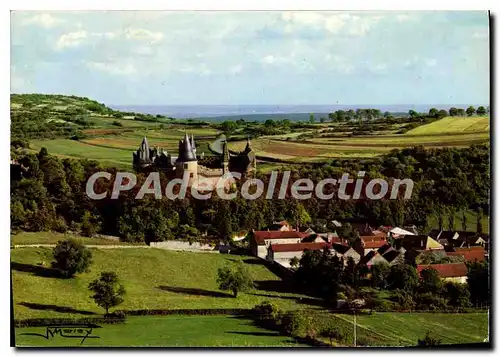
[51,239,92,278]
[417,331,442,346]
[415,292,448,311]
[279,310,311,337]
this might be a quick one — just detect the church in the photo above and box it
[132,132,256,185]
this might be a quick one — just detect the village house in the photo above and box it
[267,242,331,268]
[331,243,361,264]
[396,234,444,251]
[357,244,401,268]
[264,220,294,232]
[416,263,469,284]
[445,246,486,262]
[250,230,308,258]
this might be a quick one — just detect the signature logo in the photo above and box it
[20,323,102,345]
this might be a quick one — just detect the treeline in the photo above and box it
[11,142,489,244]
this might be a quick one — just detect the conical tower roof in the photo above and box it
[244,136,252,153]
[177,132,197,162]
[222,140,230,162]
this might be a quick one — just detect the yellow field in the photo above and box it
[406,116,490,135]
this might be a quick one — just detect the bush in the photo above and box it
[279,310,310,337]
[320,325,346,346]
[51,239,93,278]
[112,120,123,127]
[252,301,283,329]
[417,331,442,346]
[415,292,448,311]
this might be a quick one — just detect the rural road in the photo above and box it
[11,244,151,249]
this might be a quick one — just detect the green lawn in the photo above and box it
[14,315,305,347]
[10,232,140,246]
[11,247,321,320]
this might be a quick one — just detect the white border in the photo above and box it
[3,1,498,356]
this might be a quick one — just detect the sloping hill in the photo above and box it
[406,116,490,135]
[10,94,170,141]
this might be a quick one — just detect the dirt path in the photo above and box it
[11,244,151,249]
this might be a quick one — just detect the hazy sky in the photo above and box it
[11,11,489,105]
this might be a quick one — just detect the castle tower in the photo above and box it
[175,132,198,181]
[222,140,230,174]
[190,134,197,158]
[133,136,153,169]
[244,136,252,153]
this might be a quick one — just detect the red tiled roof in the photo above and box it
[447,248,485,262]
[270,242,331,253]
[253,231,308,245]
[360,233,386,242]
[363,240,387,249]
[417,263,468,278]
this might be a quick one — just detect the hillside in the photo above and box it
[11,244,320,320]
[406,116,490,135]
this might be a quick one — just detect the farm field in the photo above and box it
[14,315,305,347]
[406,116,490,135]
[29,126,219,169]
[318,311,489,347]
[13,311,489,347]
[11,245,321,320]
[227,130,489,162]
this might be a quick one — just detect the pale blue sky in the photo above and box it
[11,11,489,105]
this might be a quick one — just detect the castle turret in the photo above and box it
[176,132,198,180]
[244,136,252,153]
[222,140,230,174]
[190,134,197,158]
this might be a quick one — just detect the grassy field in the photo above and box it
[321,311,489,346]
[407,116,490,135]
[11,246,321,320]
[29,126,219,169]
[13,312,488,347]
[10,232,141,246]
[14,315,305,347]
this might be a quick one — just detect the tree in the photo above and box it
[408,110,418,119]
[88,272,125,314]
[466,106,476,117]
[456,108,465,116]
[417,331,442,346]
[51,239,92,278]
[476,106,487,116]
[428,108,438,118]
[449,107,458,116]
[467,261,489,305]
[216,262,253,297]
[309,113,315,123]
[388,264,419,292]
[419,268,443,294]
[290,256,300,269]
[437,109,448,119]
[371,262,391,289]
[443,282,471,308]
